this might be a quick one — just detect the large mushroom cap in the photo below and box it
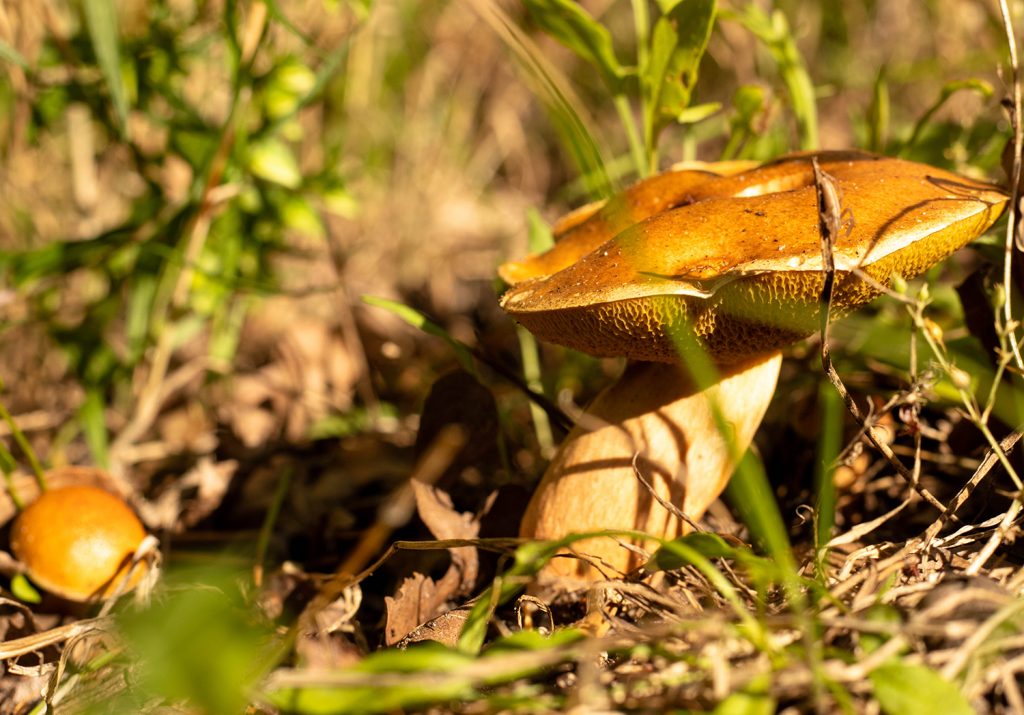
[501,151,1007,364]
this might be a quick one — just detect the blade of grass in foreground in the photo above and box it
[814,380,843,577]
[82,0,130,137]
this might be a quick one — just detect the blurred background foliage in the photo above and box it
[0,0,1009,474]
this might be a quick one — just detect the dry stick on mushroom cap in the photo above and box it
[503,151,1007,581]
[811,158,947,516]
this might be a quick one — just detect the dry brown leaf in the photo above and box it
[397,607,471,649]
[382,481,482,645]
[156,401,216,455]
[411,479,480,597]
[384,572,441,646]
[220,319,361,446]
[135,458,238,531]
[295,632,363,671]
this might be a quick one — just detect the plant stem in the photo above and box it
[998,0,1024,371]
[0,381,45,493]
[629,0,650,176]
[516,327,554,458]
[614,94,647,178]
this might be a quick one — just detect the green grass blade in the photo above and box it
[516,326,554,457]
[814,379,843,575]
[82,0,130,137]
[521,0,628,95]
[467,0,612,198]
[362,295,476,375]
[866,66,890,153]
[79,387,110,469]
[901,79,994,155]
[725,450,797,577]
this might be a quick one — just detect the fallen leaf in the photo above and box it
[397,607,471,649]
[384,572,440,646]
[411,479,479,598]
[382,481,482,645]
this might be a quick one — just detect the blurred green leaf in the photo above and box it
[80,387,110,469]
[641,0,716,150]
[522,0,628,94]
[248,138,303,189]
[322,186,360,218]
[713,686,775,715]
[10,573,41,604]
[0,40,27,69]
[869,661,973,715]
[279,194,326,239]
[675,101,721,124]
[270,678,473,714]
[119,569,277,715]
[82,0,130,136]
[276,60,317,94]
[647,531,736,567]
[866,66,890,153]
[525,207,554,254]
[264,59,318,119]
[486,628,583,653]
[902,79,994,156]
[358,642,474,673]
[722,85,767,159]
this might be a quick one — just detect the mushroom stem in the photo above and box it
[520,352,783,580]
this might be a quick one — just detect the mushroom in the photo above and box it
[10,485,148,601]
[500,150,1007,580]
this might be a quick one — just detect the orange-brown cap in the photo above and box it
[500,151,1007,364]
[10,485,147,602]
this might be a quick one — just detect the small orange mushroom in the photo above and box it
[10,485,148,601]
[501,150,1007,580]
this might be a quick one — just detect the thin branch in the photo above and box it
[922,429,1024,546]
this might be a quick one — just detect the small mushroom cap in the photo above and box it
[501,152,1007,363]
[10,485,147,602]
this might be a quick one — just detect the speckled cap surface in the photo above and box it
[500,151,1007,364]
